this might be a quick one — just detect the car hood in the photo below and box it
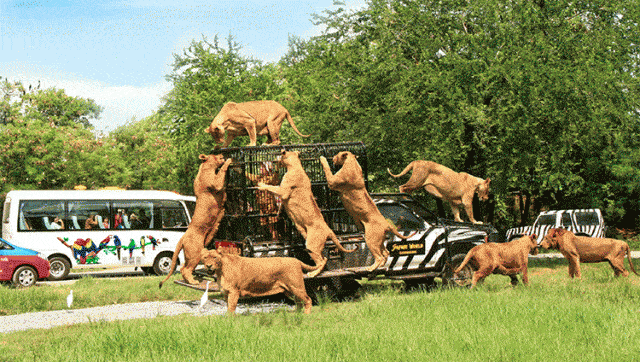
[0,239,39,256]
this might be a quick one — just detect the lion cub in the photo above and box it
[388,160,490,224]
[257,150,356,277]
[321,151,414,272]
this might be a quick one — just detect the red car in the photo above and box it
[0,237,50,287]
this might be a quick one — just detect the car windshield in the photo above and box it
[0,240,12,250]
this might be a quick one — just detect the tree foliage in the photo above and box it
[0,79,127,195]
[162,35,294,190]
[281,0,640,227]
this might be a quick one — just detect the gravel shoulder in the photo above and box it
[0,299,291,334]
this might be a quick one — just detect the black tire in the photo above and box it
[12,266,38,288]
[47,256,71,281]
[404,277,437,292]
[152,252,175,276]
[509,235,523,242]
[305,277,360,305]
[443,254,474,287]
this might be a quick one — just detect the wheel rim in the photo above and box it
[453,264,473,287]
[18,268,36,287]
[49,260,66,278]
[157,255,173,274]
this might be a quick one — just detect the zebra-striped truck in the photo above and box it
[179,142,501,299]
[505,209,606,244]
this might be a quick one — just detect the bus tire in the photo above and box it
[152,252,176,276]
[47,256,71,281]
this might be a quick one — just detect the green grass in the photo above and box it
[2,261,640,361]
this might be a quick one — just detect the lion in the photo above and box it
[201,248,321,314]
[158,154,232,288]
[257,150,357,278]
[205,100,310,147]
[454,235,539,288]
[320,151,415,272]
[540,228,639,278]
[387,160,491,224]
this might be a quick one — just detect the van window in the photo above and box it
[561,213,572,228]
[2,199,10,224]
[155,200,189,229]
[69,200,110,230]
[575,212,599,226]
[112,200,153,230]
[19,200,66,231]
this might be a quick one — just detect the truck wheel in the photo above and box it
[305,277,360,305]
[12,266,38,288]
[404,277,437,292]
[152,252,176,276]
[47,256,71,281]
[443,254,474,287]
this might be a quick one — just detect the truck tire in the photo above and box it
[47,256,71,281]
[404,277,437,292]
[305,277,360,305]
[443,254,474,287]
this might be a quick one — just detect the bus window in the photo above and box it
[69,200,110,230]
[19,200,66,231]
[112,200,154,230]
[155,200,189,229]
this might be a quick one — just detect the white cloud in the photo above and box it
[3,61,172,135]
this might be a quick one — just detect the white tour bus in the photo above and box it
[2,190,196,281]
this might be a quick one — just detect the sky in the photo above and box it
[0,0,365,135]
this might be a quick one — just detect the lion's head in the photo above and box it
[332,151,355,167]
[476,178,491,201]
[540,228,566,250]
[201,249,223,274]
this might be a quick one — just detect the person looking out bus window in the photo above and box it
[85,214,98,229]
[51,217,65,230]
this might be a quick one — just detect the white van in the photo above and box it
[2,190,196,280]
[505,209,605,243]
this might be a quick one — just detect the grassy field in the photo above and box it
[1,259,640,361]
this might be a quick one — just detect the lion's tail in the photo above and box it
[625,243,640,276]
[300,261,324,273]
[386,224,417,240]
[285,112,311,138]
[328,232,358,254]
[453,250,475,274]
[158,237,184,289]
[387,161,415,178]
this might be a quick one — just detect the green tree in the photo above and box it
[282,0,640,228]
[162,35,291,188]
[0,80,127,194]
[107,113,181,192]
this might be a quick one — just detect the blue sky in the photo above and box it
[1,0,365,134]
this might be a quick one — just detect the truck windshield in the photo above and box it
[378,204,425,232]
[575,212,599,226]
[537,215,556,226]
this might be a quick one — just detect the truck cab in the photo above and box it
[194,142,499,296]
[505,209,605,243]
